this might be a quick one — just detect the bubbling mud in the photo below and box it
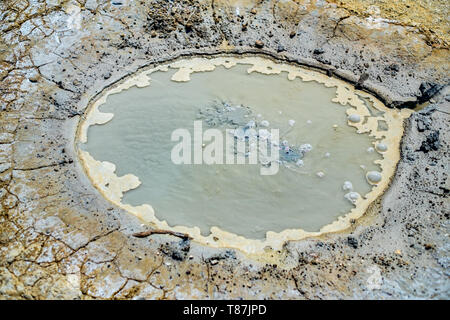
[77,56,412,254]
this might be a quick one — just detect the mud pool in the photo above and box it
[78,56,410,252]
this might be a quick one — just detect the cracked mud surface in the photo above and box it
[0,0,449,299]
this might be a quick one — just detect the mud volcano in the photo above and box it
[78,56,410,252]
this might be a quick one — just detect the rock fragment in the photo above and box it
[347,236,358,249]
[255,40,264,48]
[419,131,440,153]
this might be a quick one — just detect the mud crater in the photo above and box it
[76,55,411,254]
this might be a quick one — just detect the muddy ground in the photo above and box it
[0,0,449,299]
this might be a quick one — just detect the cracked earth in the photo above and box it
[0,0,449,299]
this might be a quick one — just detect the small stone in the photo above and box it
[367,147,375,153]
[210,259,219,265]
[419,131,440,153]
[388,63,399,72]
[255,40,264,48]
[250,8,257,14]
[347,236,358,249]
[324,152,330,158]
[289,31,296,38]
[184,22,193,33]
[150,30,157,38]
[316,171,325,178]
[296,160,304,167]
[313,48,325,55]
[28,74,40,83]
[288,119,295,126]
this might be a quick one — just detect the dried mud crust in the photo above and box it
[0,0,449,299]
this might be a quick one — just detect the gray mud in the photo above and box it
[0,0,448,299]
